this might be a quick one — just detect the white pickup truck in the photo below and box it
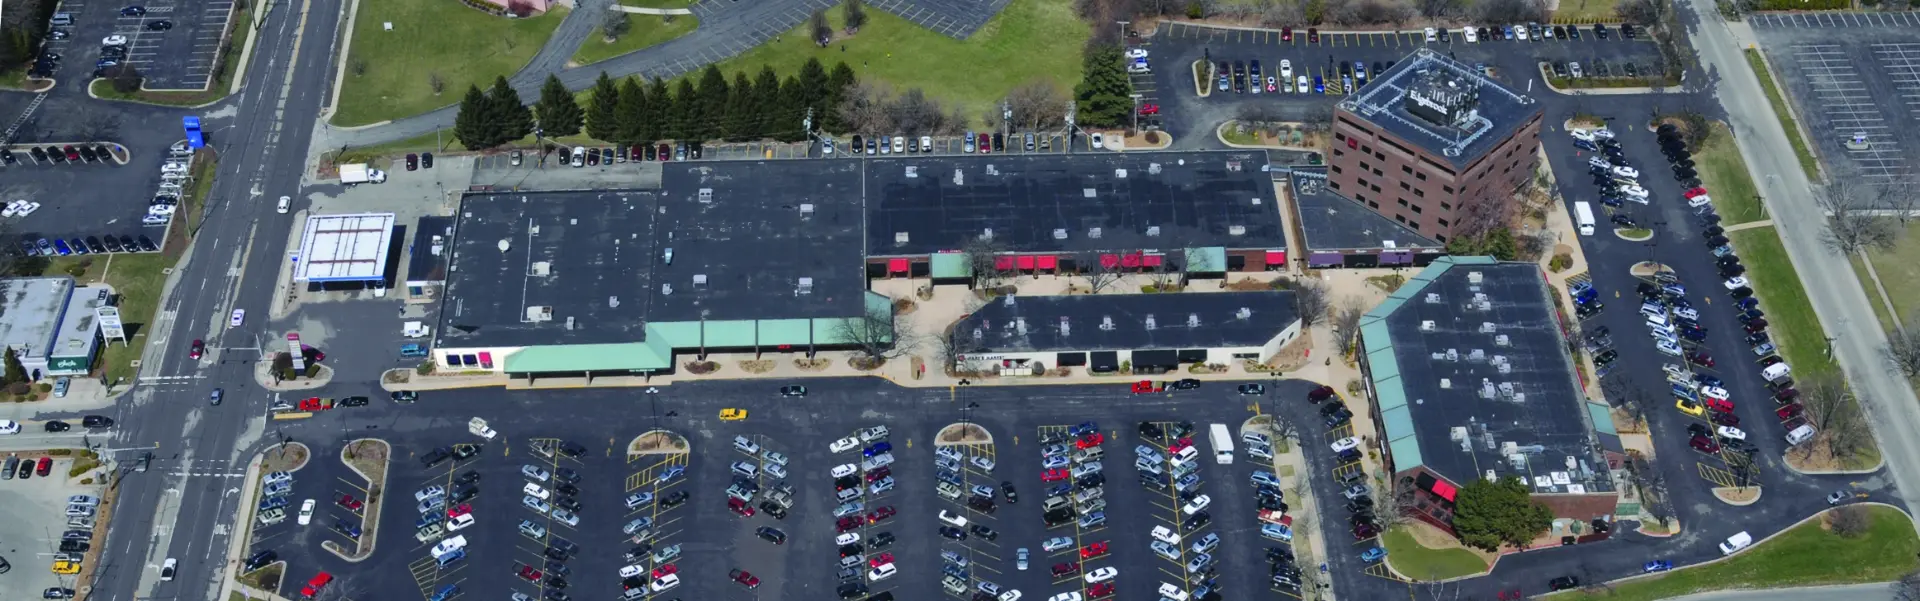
[468,417,497,440]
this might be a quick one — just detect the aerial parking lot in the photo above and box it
[1751,15,1920,186]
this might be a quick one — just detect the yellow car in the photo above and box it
[1675,398,1705,417]
[52,561,80,574]
[719,408,748,421]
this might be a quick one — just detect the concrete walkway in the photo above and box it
[610,5,694,14]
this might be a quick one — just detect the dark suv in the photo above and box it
[420,447,452,467]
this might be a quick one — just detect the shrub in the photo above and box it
[1144,131,1161,144]
[1187,1,1205,18]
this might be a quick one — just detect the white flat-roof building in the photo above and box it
[293,212,397,283]
[0,277,109,379]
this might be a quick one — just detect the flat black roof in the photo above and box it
[1376,261,1614,492]
[866,151,1285,256]
[955,291,1298,353]
[1340,49,1540,168]
[1289,168,1441,252]
[436,161,868,348]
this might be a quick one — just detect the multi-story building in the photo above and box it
[1326,49,1544,243]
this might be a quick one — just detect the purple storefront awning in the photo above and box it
[1308,252,1343,267]
[1381,251,1414,265]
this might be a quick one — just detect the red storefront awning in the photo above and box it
[1429,479,1458,502]
[478,352,494,369]
[1142,254,1164,268]
[1016,256,1036,270]
[1121,253,1142,268]
[1100,254,1120,268]
[887,258,909,273]
[1036,255,1058,270]
[994,256,1015,270]
[1266,250,1286,266]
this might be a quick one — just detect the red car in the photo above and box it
[1704,397,1734,413]
[1041,468,1071,482]
[447,503,472,518]
[1138,104,1160,115]
[1689,435,1721,454]
[835,516,861,533]
[300,572,333,599]
[867,506,896,524]
[1281,27,1292,41]
[1688,351,1715,368]
[518,566,543,582]
[657,143,671,161]
[1684,187,1708,199]
[36,456,51,476]
[1080,541,1110,559]
[1710,411,1740,427]
[730,569,760,589]
[1774,388,1799,402]
[1353,522,1381,539]
[188,339,205,359]
[1130,380,1164,394]
[336,494,363,511]
[652,564,677,579]
[1050,562,1081,577]
[869,553,895,568]
[1089,583,1116,598]
[980,135,992,153]
[1308,385,1336,403]
[1307,28,1319,43]
[727,497,756,517]
[1169,437,1193,453]
[1075,433,1104,449]
[63,146,79,161]
[865,467,891,482]
[1777,403,1804,420]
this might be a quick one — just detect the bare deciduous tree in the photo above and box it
[1818,179,1901,256]
[886,88,948,135]
[600,10,631,39]
[1454,194,1518,241]
[1006,80,1068,131]
[1829,505,1871,537]
[1415,0,1464,18]
[1884,174,1920,225]
[932,319,991,376]
[1798,375,1871,462]
[1888,326,1920,379]
[1259,0,1305,27]
[1616,0,1662,25]
[960,235,1010,290]
[832,302,914,362]
[428,72,445,95]
[811,9,832,46]
[837,80,895,135]
[1475,0,1546,23]
[1294,278,1331,329]
[1331,296,1366,356]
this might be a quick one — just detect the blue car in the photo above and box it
[430,585,459,601]
[863,441,892,457]
[1643,560,1673,573]
[657,464,685,484]
[1313,75,1325,94]
[1361,547,1387,563]
[52,239,71,256]
[1070,421,1099,437]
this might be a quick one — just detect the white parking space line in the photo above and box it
[1793,43,1907,181]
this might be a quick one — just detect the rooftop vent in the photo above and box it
[1496,359,1512,374]
[529,262,551,276]
[661,284,673,295]
[953,169,965,185]
[973,327,984,340]
[1100,316,1116,331]
[1003,294,1016,306]
[662,248,674,265]
[796,277,814,295]
[905,166,918,178]
[1480,379,1497,399]
[1494,334,1510,346]
[608,296,621,308]
[1146,226,1161,237]
[1144,315,1157,330]
[1083,188,1097,198]
[895,232,910,245]
[698,188,713,203]
[1236,307,1252,319]
[1480,322,1496,333]
[1471,293,1491,311]
[1015,318,1028,335]
[1229,225,1246,236]
[1059,316,1071,336]
[799,203,814,218]
[1053,229,1069,240]
[1425,293,1442,304]
[1115,169,1128,178]
[979,228,995,241]
[1445,348,1459,361]
[1468,349,1486,362]
[498,239,512,253]
[1088,227,1103,239]
[1188,313,1200,327]
[1148,162,1163,175]
[565,316,575,330]
[1420,320,1437,332]
[1468,271,1483,284]
[1439,378,1452,389]
[693,274,708,287]
[525,306,553,322]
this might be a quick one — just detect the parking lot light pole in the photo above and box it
[645,387,661,429]
[1129,93,1143,132]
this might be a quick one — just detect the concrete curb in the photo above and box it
[626,430,690,457]
[1711,486,1763,506]
[609,5,693,14]
[1741,45,1824,181]
[228,0,271,96]
[1215,121,1320,151]
[322,439,389,563]
[323,0,367,122]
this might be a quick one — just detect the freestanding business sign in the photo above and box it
[97,307,126,346]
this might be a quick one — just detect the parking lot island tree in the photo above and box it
[1073,44,1132,129]
[1451,476,1553,552]
[534,74,584,139]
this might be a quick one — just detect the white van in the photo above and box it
[1718,531,1753,555]
[1762,362,1792,382]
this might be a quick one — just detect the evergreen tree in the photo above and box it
[727,72,757,141]
[586,72,622,142]
[670,79,699,140]
[2,348,25,385]
[615,77,648,146]
[644,77,672,142]
[775,75,807,141]
[821,62,858,133]
[488,76,534,143]
[753,66,785,139]
[1073,45,1133,128]
[453,85,495,150]
[843,0,868,32]
[534,74,584,138]
[694,65,730,141]
[797,58,830,113]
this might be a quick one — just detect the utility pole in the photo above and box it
[1001,100,1012,149]
[804,107,816,156]
[1063,100,1076,154]
[1129,93,1143,132]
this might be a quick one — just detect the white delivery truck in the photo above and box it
[1208,423,1234,465]
[1574,202,1595,236]
[339,163,388,185]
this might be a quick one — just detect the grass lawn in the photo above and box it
[333,5,568,126]
[1849,255,1898,333]
[91,7,253,106]
[1848,220,1920,332]
[330,129,460,166]
[1380,527,1489,581]
[572,14,698,66]
[1727,227,1836,380]
[1744,49,1821,181]
[1551,0,1620,23]
[619,0,694,7]
[40,253,174,385]
[1696,123,1766,226]
[1563,506,1917,600]
[705,0,1086,129]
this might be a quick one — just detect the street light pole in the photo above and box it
[1129,93,1143,132]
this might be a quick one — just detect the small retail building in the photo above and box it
[950,291,1301,375]
[0,277,111,379]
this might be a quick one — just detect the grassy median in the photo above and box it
[1743,48,1821,181]
[1727,227,1835,379]
[334,4,567,126]
[1696,123,1766,226]
[1380,527,1488,580]
[571,14,698,66]
[1562,506,1917,600]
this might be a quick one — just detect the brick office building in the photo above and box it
[1325,49,1544,243]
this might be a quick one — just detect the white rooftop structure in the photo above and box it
[294,213,397,282]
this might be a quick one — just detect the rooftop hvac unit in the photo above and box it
[1513,392,1525,403]
[1100,316,1116,331]
[1420,320,1437,332]
[525,306,553,322]
[1236,307,1252,319]
[972,327,985,340]
[698,188,713,203]
[979,228,994,241]
[1148,163,1162,174]
[1003,294,1016,306]
[1425,293,1442,304]
[662,248,674,265]
[905,166,918,178]
[661,284,673,295]
[799,203,814,218]
[1144,315,1158,330]
[1467,348,1485,362]
[953,169,965,185]
[1430,352,1448,361]
[565,316,575,330]
[1480,379,1496,398]
[1084,188,1098,198]
[1187,314,1200,327]
[1445,348,1459,361]
[1053,229,1069,240]
[1229,225,1246,236]
[1146,226,1162,237]
[895,232,910,245]
[693,274,708,287]
[1480,322,1496,333]
[1498,382,1515,397]
[1059,316,1071,336]
[1494,334,1511,346]
[1088,227,1103,239]
[530,262,551,276]
[796,277,814,295]
[1484,470,1499,483]
[1115,169,1129,178]
[1496,361,1512,374]
[1468,271,1483,284]
[608,296,621,308]
[1450,426,1471,451]
[1015,318,1028,335]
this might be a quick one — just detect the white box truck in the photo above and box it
[1574,202,1595,236]
[1208,423,1234,465]
[339,163,387,185]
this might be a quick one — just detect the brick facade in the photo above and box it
[1324,106,1544,243]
